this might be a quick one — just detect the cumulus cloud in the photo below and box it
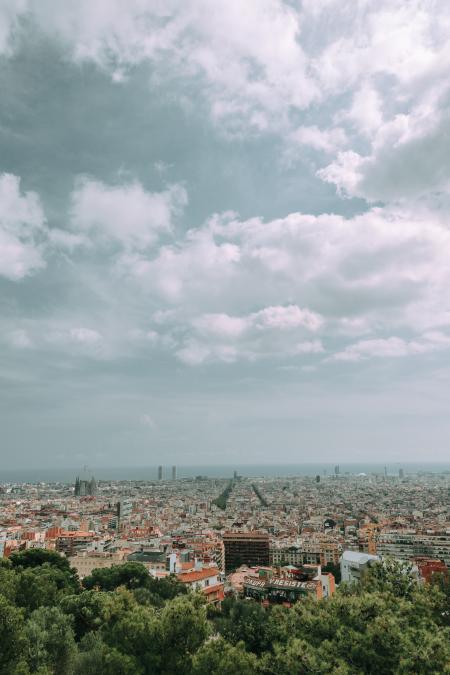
[289,125,347,153]
[333,332,450,362]
[70,178,187,251]
[2,0,450,163]
[103,202,450,365]
[126,205,447,324]
[0,173,47,280]
[178,305,324,364]
[0,0,317,135]
[4,2,450,371]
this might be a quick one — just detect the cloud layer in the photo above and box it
[0,174,47,280]
[2,1,450,463]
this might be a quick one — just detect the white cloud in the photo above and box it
[177,305,324,363]
[70,178,187,251]
[69,327,102,344]
[176,340,216,366]
[344,83,383,136]
[4,2,450,371]
[106,201,450,365]
[3,0,450,163]
[192,313,250,338]
[0,173,47,280]
[333,332,450,362]
[0,0,315,137]
[254,305,323,331]
[289,125,347,153]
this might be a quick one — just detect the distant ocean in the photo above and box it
[0,463,449,484]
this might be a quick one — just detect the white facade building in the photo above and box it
[341,550,379,584]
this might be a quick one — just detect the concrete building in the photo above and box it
[270,546,304,567]
[127,550,167,574]
[158,466,163,481]
[340,550,379,584]
[68,551,126,578]
[172,465,177,481]
[223,531,270,572]
[376,532,450,567]
[56,530,95,556]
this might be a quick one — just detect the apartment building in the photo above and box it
[376,531,450,567]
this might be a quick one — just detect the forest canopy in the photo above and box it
[0,549,449,674]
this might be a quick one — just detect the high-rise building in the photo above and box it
[399,468,404,479]
[116,499,132,531]
[74,475,96,497]
[223,531,270,572]
[172,465,177,481]
[158,465,163,481]
[334,465,340,476]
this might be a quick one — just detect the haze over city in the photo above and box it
[2,1,450,469]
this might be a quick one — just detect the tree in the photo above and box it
[132,575,187,607]
[25,606,77,675]
[159,595,210,674]
[260,638,351,675]
[0,563,18,603]
[15,566,75,614]
[396,624,450,674]
[61,590,120,640]
[83,562,150,592]
[213,597,272,655]
[107,603,161,674]
[75,632,140,675]
[322,561,341,584]
[10,548,79,592]
[0,595,28,675]
[363,557,418,598]
[430,571,450,626]
[192,637,258,675]
[10,548,69,571]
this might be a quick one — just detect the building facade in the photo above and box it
[223,532,270,572]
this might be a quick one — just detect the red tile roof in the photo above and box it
[178,567,219,583]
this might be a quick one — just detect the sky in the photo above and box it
[1,0,450,469]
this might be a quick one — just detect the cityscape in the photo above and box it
[2,464,449,591]
[2,0,450,672]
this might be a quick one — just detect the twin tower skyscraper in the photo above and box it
[158,465,177,481]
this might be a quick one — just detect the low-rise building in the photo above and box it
[177,565,224,604]
[340,550,379,584]
[68,550,126,578]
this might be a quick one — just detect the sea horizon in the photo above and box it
[1,461,449,484]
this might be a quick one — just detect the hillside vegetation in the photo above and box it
[0,549,449,674]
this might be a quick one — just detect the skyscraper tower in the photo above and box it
[158,465,163,480]
[172,465,177,481]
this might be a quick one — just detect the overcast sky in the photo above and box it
[1,1,450,469]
